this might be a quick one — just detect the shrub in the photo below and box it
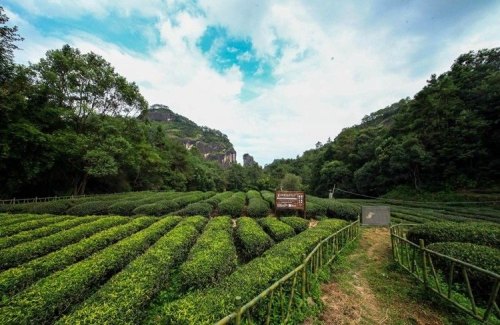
[427,242,500,302]
[246,190,270,218]
[0,217,156,298]
[204,191,233,208]
[172,202,213,217]
[218,192,246,217]
[0,215,72,237]
[0,214,46,227]
[258,217,296,242]
[0,216,129,270]
[279,217,309,233]
[305,202,327,218]
[132,200,181,216]
[307,198,360,221]
[26,200,74,215]
[180,216,237,289]
[0,216,99,249]
[107,200,144,216]
[235,217,274,261]
[65,201,110,216]
[407,222,500,248]
[156,218,349,324]
[0,216,181,324]
[57,216,206,325]
[260,190,275,209]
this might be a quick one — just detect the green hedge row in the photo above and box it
[305,202,327,218]
[246,190,270,218]
[258,217,296,242]
[427,242,500,301]
[218,192,246,217]
[0,216,181,324]
[0,217,157,299]
[0,215,73,237]
[260,190,275,209]
[155,218,349,324]
[407,222,500,248]
[132,192,214,216]
[106,192,184,216]
[279,217,309,233]
[180,216,237,289]
[25,200,74,215]
[235,217,274,261]
[57,216,206,325]
[204,191,234,208]
[308,197,360,221]
[65,201,111,216]
[0,216,99,249]
[0,214,47,227]
[172,202,213,217]
[0,216,129,270]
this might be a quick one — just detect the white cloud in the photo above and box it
[7,1,500,166]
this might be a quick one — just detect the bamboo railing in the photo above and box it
[216,219,360,324]
[391,224,500,323]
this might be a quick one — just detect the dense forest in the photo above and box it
[265,47,500,197]
[1,7,499,199]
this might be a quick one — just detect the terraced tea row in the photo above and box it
[0,191,363,220]
[0,213,326,324]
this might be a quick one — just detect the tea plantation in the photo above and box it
[0,190,498,323]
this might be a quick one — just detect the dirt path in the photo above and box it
[306,227,446,325]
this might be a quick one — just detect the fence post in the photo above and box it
[301,254,307,297]
[235,296,242,325]
[420,239,428,286]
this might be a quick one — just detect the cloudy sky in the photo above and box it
[4,1,500,165]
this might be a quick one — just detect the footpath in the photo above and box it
[305,227,449,325]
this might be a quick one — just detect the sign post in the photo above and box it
[274,191,306,218]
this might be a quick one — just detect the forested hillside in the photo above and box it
[265,48,500,196]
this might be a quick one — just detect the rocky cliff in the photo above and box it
[143,104,236,166]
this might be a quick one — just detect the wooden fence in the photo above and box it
[216,219,360,324]
[391,224,500,323]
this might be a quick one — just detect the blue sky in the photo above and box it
[4,0,500,165]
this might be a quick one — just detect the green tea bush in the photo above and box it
[258,217,296,242]
[173,202,213,217]
[407,222,500,247]
[0,215,72,237]
[156,218,349,324]
[0,214,46,227]
[0,217,157,298]
[260,190,275,209]
[180,216,237,289]
[218,192,246,217]
[26,200,74,215]
[427,242,500,302]
[246,190,270,218]
[279,217,309,233]
[0,216,181,324]
[309,198,360,221]
[57,216,206,325]
[305,202,327,218]
[0,203,36,214]
[0,216,128,270]
[107,200,144,216]
[65,201,110,216]
[204,191,233,208]
[0,216,99,249]
[132,200,181,216]
[235,217,274,261]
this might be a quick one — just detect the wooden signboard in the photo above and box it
[275,191,306,217]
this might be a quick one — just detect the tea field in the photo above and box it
[0,190,498,324]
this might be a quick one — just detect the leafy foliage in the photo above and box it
[258,217,296,242]
[407,222,500,247]
[235,217,274,261]
[180,216,237,289]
